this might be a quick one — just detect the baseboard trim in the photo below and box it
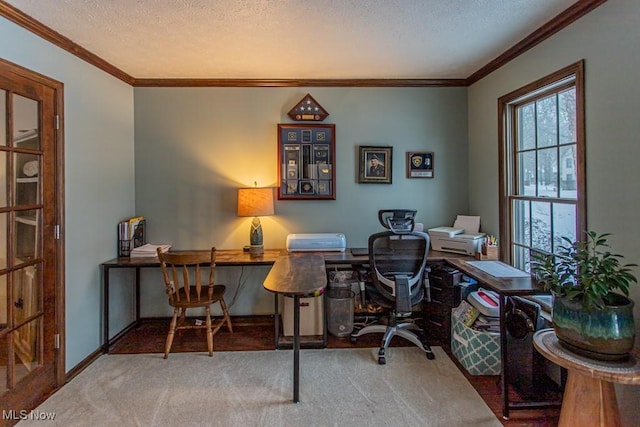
[68,314,277,379]
[66,347,103,383]
[140,314,275,327]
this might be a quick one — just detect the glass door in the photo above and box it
[0,60,63,413]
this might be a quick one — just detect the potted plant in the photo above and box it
[534,231,637,361]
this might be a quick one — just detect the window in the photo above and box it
[498,61,586,272]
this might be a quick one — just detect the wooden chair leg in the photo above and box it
[165,308,179,359]
[205,306,213,357]
[220,298,233,333]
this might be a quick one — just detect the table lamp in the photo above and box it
[237,184,274,256]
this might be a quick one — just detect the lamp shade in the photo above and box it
[237,187,274,217]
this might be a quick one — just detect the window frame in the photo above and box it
[498,61,586,267]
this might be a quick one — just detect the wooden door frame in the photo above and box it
[1,58,65,391]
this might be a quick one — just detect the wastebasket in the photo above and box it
[326,287,354,337]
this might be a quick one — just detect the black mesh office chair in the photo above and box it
[350,210,435,364]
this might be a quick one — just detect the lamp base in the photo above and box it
[249,245,264,256]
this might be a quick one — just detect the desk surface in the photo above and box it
[102,249,536,297]
[446,258,545,296]
[322,249,470,265]
[263,254,327,297]
[102,248,468,267]
[101,249,284,267]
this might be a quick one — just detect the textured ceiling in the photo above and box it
[5,0,578,79]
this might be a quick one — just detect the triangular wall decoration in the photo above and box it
[287,93,329,122]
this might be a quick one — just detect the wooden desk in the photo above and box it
[100,248,463,353]
[446,258,556,419]
[322,249,469,265]
[534,329,640,427]
[100,249,283,353]
[263,254,327,403]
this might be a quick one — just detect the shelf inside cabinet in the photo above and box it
[16,177,38,184]
[16,216,37,226]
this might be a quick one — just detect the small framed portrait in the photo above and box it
[406,151,434,178]
[358,145,392,184]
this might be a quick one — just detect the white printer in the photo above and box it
[428,215,486,256]
[286,233,347,252]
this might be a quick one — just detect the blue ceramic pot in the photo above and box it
[552,293,635,361]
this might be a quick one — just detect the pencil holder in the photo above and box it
[485,245,498,260]
[477,243,498,260]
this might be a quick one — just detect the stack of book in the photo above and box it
[452,300,500,332]
[130,243,171,258]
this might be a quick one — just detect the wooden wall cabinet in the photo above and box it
[277,124,335,200]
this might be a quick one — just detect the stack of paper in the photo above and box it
[130,243,171,258]
[473,314,500,333]
[453,215,481,233]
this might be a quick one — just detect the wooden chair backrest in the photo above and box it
[157,248,217,305]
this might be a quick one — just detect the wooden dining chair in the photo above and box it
[157,247,233,358]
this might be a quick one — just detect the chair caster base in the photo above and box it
[378,348,386,365]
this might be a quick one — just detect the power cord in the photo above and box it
[227,265,248,309]
[353,316,379,330]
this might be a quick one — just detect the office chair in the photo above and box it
[350,210,435,364]
[157,247,233,358]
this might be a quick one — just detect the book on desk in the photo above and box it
[130,243,172,258]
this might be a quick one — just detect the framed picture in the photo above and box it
[358,145,392,184]
[277,124,336,200]
[406,151,434,178]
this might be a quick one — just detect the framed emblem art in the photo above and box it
[406,151,434,178]
[277,123,335,200]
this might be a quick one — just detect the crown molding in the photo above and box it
[467,0,607,85]
[132,78,467,87]
[0,1,134,85]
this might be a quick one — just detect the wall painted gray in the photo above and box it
[467,0,639,420]
[133,87,469,316]
[1,17,136,369]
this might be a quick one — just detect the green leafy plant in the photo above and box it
[534,231,637,310]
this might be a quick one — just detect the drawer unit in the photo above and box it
[423,262,463,345]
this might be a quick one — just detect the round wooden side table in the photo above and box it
[533,329,640,427]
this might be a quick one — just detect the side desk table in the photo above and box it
[445,258,557,419]
[100,249,282,353]
[534,329,640,427]
[263,253,327,403]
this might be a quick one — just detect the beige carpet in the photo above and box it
[20,347,500,427]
